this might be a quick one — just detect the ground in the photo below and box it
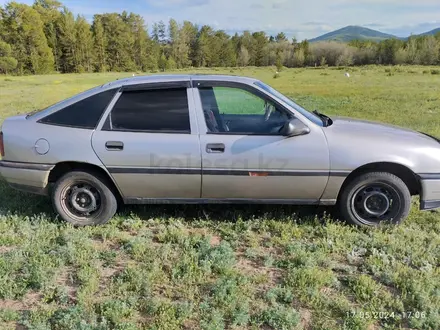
[0,66,439,330]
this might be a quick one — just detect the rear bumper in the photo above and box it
[418,174,440,210]
[0,161,54,196]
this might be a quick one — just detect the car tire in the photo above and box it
[52,171,117,226]
[339,172,411,226]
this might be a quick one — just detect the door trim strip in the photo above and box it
[107,167,350,177]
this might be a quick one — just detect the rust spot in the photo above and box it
[249,172,269,177]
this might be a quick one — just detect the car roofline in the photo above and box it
[102,74,260,89]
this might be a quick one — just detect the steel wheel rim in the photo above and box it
[350,182,401,225]
[60,181,102,221]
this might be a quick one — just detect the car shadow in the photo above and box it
[0,179,339,225]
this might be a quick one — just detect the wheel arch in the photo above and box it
[48,161,124,204]
[337,162,421,201]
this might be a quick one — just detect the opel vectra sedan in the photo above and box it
[1,74,440,227]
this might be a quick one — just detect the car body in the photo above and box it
[1,74,440,226]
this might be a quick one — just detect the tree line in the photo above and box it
[1,0,440,75]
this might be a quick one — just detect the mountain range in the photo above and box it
[309,25,440,43]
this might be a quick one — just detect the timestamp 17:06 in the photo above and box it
[346,311,427,320]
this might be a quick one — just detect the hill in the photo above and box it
[416,28,440,36]
[309,25,398,42]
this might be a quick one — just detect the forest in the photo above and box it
[1,0,440,75]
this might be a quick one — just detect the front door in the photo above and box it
[193,82,330,201]
[92,85,202,201]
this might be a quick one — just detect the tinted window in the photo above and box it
[39,89,118,129]
[199,87,291,135]
[110,88,190,133]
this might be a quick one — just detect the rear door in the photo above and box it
[92,82,202,201]
[193,81,330,201]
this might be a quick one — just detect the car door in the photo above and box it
[92,82,202,201]
[193,80,330,201]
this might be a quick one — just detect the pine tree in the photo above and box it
[129,14,149,71]
[57,8,77,72]
[33,0,62,71]
[93,15,107,72]
[1,2,54,74]
[75,15,94,72]
[157,20,166,44]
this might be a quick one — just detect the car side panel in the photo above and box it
[1,117,105,166]
[321,122,440,201]
[91,132,202,199]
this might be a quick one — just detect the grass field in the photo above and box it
[0,66,440,330]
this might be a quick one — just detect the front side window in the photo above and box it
[199,86,292,135]
[39,88,118,129]
[109,88,190,133]
[254,81,323,126]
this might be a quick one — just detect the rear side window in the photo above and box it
[39,89,118,129]
[109,88,190,133]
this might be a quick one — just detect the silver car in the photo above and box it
[1,74,440,227]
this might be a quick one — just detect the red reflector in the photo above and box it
[0,132,4,157]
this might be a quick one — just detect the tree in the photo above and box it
[0,39,18,73]
[75,15,94,72]
[252,31,268,66]
[419,36,439,65]
[275,32,287,43]
[237,46,250,66]
[99,13,136,71]
[92,15,107,72]
[157,20,166,44]
[158,53,167,71]
[57,8,77,72]
[292,48,305,67]
[166,56,177,70]
[275,52,283,71]
[1,2,54,74]
[193,25,212,67]
[33,0,62,71]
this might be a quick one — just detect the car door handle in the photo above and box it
[105,141,124,151]
[206,143,225,153]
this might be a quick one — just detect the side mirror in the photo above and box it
[280,118,311,137]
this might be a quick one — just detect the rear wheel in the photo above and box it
[52,171,117,226]
[339,172,411,226]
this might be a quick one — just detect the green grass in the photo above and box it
[0,66,440,329]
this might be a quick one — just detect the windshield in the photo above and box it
[254,81,324,126]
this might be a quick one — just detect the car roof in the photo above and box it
[102,74,260,89]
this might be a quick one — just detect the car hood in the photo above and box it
[328,116,437,143]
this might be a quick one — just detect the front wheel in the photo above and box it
[52,171,118,226]
[339,172,411,226]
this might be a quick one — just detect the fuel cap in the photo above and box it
[34,138,50,155]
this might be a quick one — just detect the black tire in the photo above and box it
[52,171,117,226]
[339,172,411,227]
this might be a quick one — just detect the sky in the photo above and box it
[1,0,440,40]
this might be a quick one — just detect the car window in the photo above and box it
[254,81,323,126]
[38,88,118,129]
[109,88,190,133]
[199,86,292,135]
